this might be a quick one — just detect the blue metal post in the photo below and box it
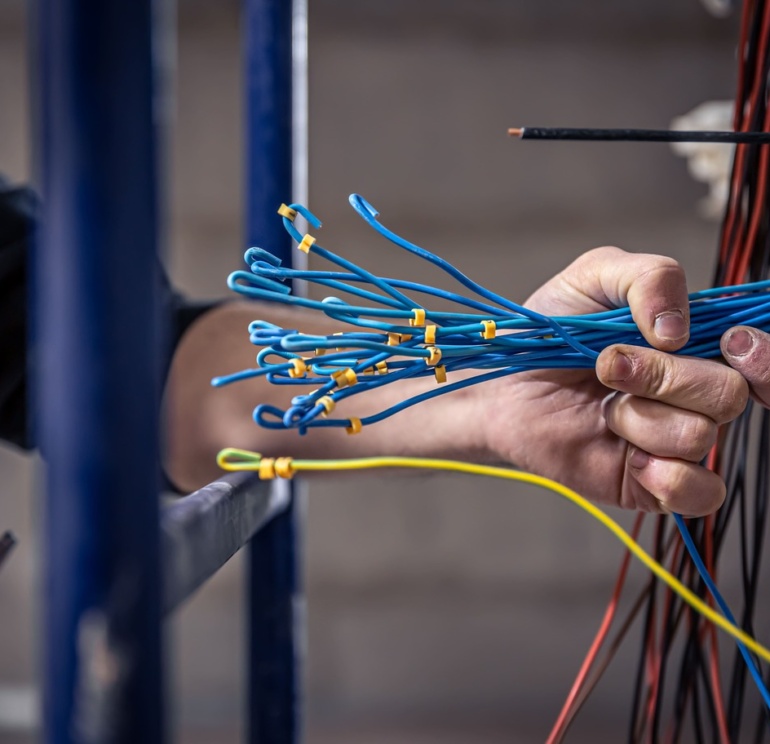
[244,1,300,742]
[35,1,164,742]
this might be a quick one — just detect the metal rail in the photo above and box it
[35,0,303,740]
[36,2,164,742]
[244,1,303,741]
[162,474,287,614]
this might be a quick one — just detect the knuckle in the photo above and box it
[657,467,725,516]
[574,245,623,270]
[714,369,749,421]
[639,352,675,398]
[635,257,685,286]
[653,467,688,505]
[675,415,716,460]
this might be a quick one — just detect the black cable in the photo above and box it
[510,128,770,144]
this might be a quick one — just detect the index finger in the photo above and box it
[596,344,749,424]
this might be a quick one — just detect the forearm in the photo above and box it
[163,301,494,491]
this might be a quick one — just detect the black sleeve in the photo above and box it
[0,181,36,450]
[0,178,218,455]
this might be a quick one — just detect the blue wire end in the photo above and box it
[349,193,379,220]
[244,246,282,267]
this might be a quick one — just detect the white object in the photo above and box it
[670,101,734,219]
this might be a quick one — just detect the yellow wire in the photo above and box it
[217,447,770,664]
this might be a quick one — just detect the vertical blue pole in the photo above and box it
[35,1,164,742]
[244,1,300,742]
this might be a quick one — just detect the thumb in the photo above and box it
[721,326,770,408]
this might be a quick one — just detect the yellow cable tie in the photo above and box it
[424,324,437,345]
[258,458,276,480]
[274,457,295,479]
[317,395,335,416]
[288,358,307,378]
[332,368,358,388]
[376,361,389,375]
[277,203,297,220]
[425,346,442,366]
[345,417,362,435]
[298,234,316,254]
[410,308,426,327]
[315,348,326,357]
[434,364,447,383]
[481,320,497,339]
[387,332,401,346]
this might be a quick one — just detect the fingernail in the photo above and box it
[725,328,754,357]
[654,310,688,342]
[628,447,649,471]
[608,351,633,382]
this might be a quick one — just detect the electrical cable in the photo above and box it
[674,513,770,710]
[217,448,770,668]
[214,196,770,440]
[509,127,770,144]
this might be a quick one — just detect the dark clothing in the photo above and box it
[0,178,214,457]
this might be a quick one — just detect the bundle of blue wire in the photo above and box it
[213,194,770,707]
[213,193,770,436]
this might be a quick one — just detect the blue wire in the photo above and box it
[221,198,770,714]
[673,513,770,710]
[214,194,770,434]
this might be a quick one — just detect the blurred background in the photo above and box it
[0,0,741,741]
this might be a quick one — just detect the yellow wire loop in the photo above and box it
[215,449,770,664]
[317,395,335,416]
[345,418,363,435]
[410,308,426,327]
[481,320,497,339]
[274,457,295,479]
[277,203,297,220]
[288,358,307,378]
[258,457,276,480]
[425,346,442,366]
[298,234,316,254]
[434,364,447,383]
[332,368,358,388]
[425,325,437,345]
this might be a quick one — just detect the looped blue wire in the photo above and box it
[215,194,770,436]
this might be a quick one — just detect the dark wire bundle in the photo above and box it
[214,194,770,437]
[546,2,770,742]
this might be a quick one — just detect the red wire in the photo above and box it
[721,0,768,273]
[544,513,645,744]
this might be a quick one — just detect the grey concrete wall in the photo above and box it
[0,1,743,742]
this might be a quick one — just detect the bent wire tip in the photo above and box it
[349,193,379,219]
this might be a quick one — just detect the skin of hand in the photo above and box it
[721,325,770,409]
[481,246,748,516]
[164,246,749,515]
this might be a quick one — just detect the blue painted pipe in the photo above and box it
[35,1,164,741]
[244,1,300,742]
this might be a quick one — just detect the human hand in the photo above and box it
[481,247,748,516]
[721,326,770,409]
